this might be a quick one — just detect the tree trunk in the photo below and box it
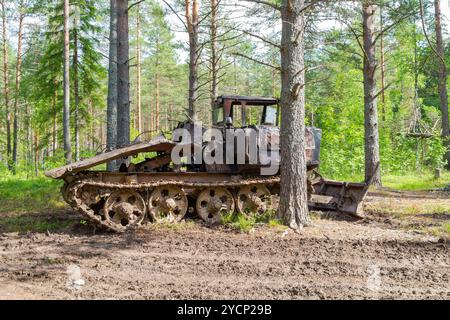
[379,7,386,122]
[209,0,218,121]
[155,36,160,132]
[12,7,24,174]
[362,2,381,186]
[107,0,118,171]
[167,102,173,131]
[116,0,130,150]
[1,0,11,170]
[278,0,310,231]
[34,132,39,176]
[271,52,277,97]
[135,3,142,133]
[89,99,95,150]
[186,0,199,119]
[25,103,31,178]
[434,0,450,168]
[63,0,72,163]
[233,56,237,95]
[155,72,160,132]
[74,22,80,162]
[52,81,58,156]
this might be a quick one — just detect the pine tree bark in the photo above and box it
[52,81,58,156]
[155,36,160,132]
[209,0,218,120]
[1,0,11,170]
[278,0,310,231]
[63,0,72,163]
[107,0,118,171]
[434,0,450,168]
[135,3,142,133]
[379,7,386,122]
[155,71,160,131]
[34,132,39,176]
[116,0,130,149]
[12,5,24,174]
[186,0,199,119]
[362,1,381,186]
[74,22,80,162]
[25,103,31,178]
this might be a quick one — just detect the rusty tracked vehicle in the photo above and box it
[46,96,369,232]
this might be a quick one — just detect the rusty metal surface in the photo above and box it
[309,171,369,217]
[45,135,175,179]
[63,172,281,232]
[67,172,281,188]
[46,95,369,232]
[128,154,172,172]
[63,169,369,232]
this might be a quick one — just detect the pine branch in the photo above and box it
[373,11,416,45]
[128,0,145,11]
[239,0,280,11]
[233,52,280,70]
[418,0,445,65]
[374,82,392,100]
[239,29,281,48]
[162,0,188,31]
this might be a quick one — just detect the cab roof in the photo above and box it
[215,95,279,106]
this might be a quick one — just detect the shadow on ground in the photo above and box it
[0,210,103,236]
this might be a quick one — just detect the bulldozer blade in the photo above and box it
[308,172,369,217]
[45,135,175,179]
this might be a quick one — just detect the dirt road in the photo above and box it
[0,192,449,300]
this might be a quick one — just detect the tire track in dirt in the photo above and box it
[0,218,448,300]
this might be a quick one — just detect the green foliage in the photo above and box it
[310,68,365,178]
[382,172,450,191]
[220,210,280,232]
[18,0,106,171]
[1,0,449,189]
[443,222,450,235]
[305,15,448,179]
[0,177,66,214]
[129,0,187,133]
[0,215,75,233]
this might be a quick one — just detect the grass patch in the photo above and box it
[220,210,283,232]
[151,219,197,231]
[231,214,255,232]
[0,177,66,214]
[382,172,450,191]
[397,203,448,217]
[0,215,76,233]
[365,196,450,218]
[442,222,450,235]
[327,171,449,191]
[268,218,285,228]
[424,222,450,239]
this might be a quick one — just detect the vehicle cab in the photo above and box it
[212,95,280,128]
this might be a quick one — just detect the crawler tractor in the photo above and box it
[46,96,369,232]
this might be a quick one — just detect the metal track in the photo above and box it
[64,171,368,232]
[66,174,281,232]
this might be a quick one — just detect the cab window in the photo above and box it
[245,105,264,126]
[212,107,223,124]
[263,105,278,125]
[232,105,244,127]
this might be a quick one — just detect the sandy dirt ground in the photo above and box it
[0,191,449,300]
